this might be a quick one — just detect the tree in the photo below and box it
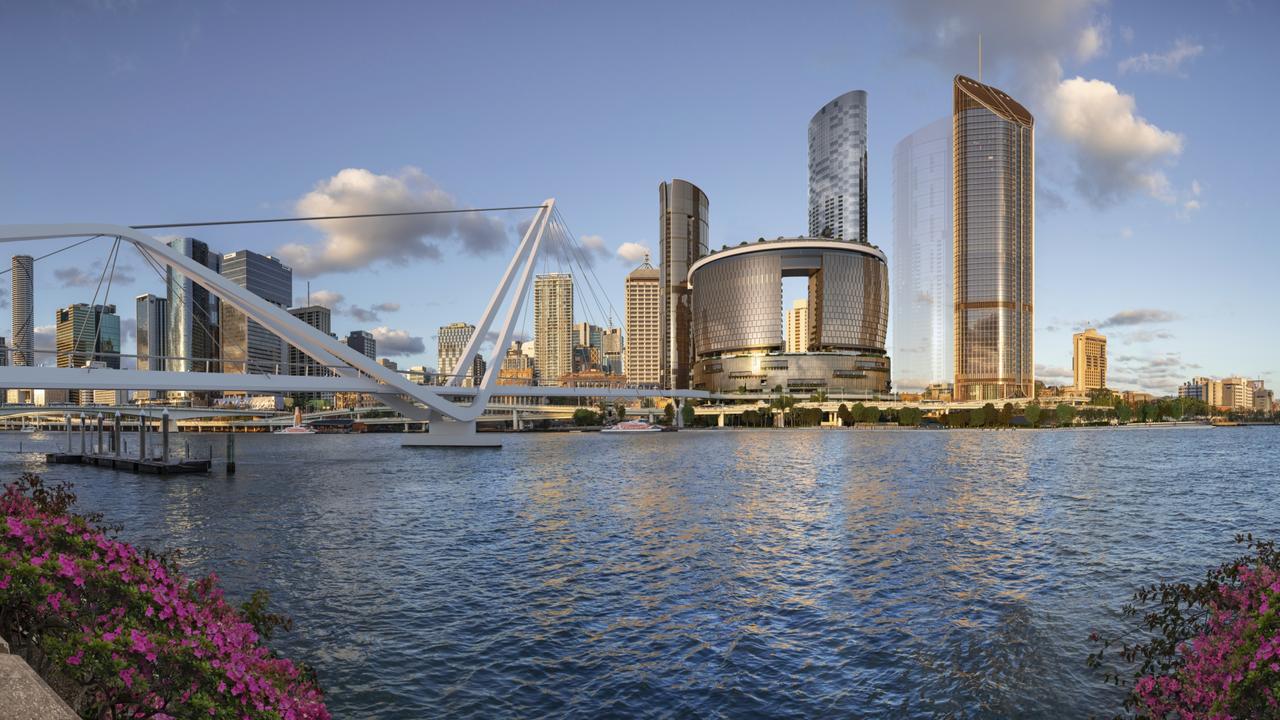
[663,403,675,425]
[968,409,986,428]
[572,408,601,426]
[770,394,796,427]
[1114,401,1132,424]
[742,409,760,427]
[897,407,923,426]
[1055,403,1076,426]
[860,405,881,424]
[1024,401,1042,427]
[837,403,852,427]
[981,403,999,427]
[615,403,626,419]
[999,402,1015,426]
[681,403,695,426]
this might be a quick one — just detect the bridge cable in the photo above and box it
[89,237,123,371]
[1,234,103,365]
[129,205,545,230]
[69,236,118,369]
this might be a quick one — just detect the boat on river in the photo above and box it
[274,407,317,435]
[601,420,663,433]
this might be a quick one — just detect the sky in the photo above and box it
[0,0,1276,394]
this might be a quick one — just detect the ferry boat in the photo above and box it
[601,419,663,433]
[274,407,317,435]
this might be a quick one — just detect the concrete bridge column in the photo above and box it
[674,399,684,428]
[717,412,725,428]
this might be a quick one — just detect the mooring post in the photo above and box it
[79,413,86,454]
[138,412,147,461]
[162,409,170,463]
[113,412,121,457]
[96,413,104,455]
[64,412,71,453]
[225,433,236,474]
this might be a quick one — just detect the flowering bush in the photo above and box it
[1089,534,1280,719]
[0,474,329,719]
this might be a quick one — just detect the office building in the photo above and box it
[11,255,33,367]
[534,273,574,386]
[576,322,603,357]
[287,305,333,407]
[786,299,809,353]
[166,237,221,374]
[624,259,660,387]
[689,237,890,396]
[378,358,399,372]
[659,179,709,389]
[602,327,623,375]
[953,75,1035,401]
[1221,376,1254,410]
[1179,377,1224,407]
[500,340,536,385]
[220,250,291,375]
[345,330,376,360]
[55,303,121,369]
[892,117,953,392]
[471,354,487,387]
[809,90,868,242]
[1072,328,1107,392]
[135,294,167,372]
[437,322,475,382]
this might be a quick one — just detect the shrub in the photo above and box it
[1089,534,1280,718]
[0,474,329,719]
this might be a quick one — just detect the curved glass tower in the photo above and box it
[892,117,953,392]
[658,179,708,390]
[953,75,1034,401]
[808,90,868,242]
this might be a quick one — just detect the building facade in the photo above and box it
[345,330,376,360]
[659,179,709,389]
[809,90,868,242]
[892,116,953,392]
[1072,328,1107,392]
[953,75,1035,401]
[166,237,222,374]
[1179,377,1224,407]
[689,237,890,396]
[287,305,333,382]
[534,273,573,386]
[601,327,623,375]
[11,255,33,368]
[624,260,660,387]
[55,303,121,369]
[220,250,291,375]
[786,299,809,353]
[437,322,475,382]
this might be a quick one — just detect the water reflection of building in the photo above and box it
[953,75,1034,402]
[689,237,890,396]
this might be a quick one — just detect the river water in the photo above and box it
[3,426,1277,718]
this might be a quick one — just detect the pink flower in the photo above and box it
[66,650,83,666]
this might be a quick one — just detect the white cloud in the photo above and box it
[1120,227,1134,239]
[276,167,509,277]
[1076,21,1107,62]
[371,326,425,356]
[1045,77,1183,206]
[372,302,400,313]
[1098,308,1179,327]
[293,290,399,323]
[296,289,344,308]
[616,242,652,264]
[53,261,137,288]
[1036,364,1075,385]
[1118,38,1204,75]
[34,325,55,355]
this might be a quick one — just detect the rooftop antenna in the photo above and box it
[306,280,311,306]
[978,34,983,82]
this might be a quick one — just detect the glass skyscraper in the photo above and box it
[892,116,953,392]
[658,179,708,390]
[221,250,292,375]
[166,237,222,374]
[808,90,868,242]
[952,75,1034,401]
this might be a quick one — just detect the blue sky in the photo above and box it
[0,0,1275,393]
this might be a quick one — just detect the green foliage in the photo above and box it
[681,403,695,426]
[837,403,852,427]
[999,402,1015,426]
[859,405,881,424]
[1055,403,1077,426]
[572,408,602,426]
[614,403,626,419]
[897,407,923,426]
[662,403,675,424]
[1024,401,1042,426]
[968,409,985,428]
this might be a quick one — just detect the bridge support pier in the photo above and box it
[718,412,725,428]
[673,399,684,428]
[403,411,501,449]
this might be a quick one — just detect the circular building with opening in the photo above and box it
[689,237,891,397]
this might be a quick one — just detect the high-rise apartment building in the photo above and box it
[166,237,222,374]
[624,259,660,386]
[135,294,167,372]
[1221,376,1254,410]
[809,90,868,242]
[892,117,954,392]
[345,330,376,360]
[288,304,333,407]
[1179,377,1224,407]
[953,75,1035,401]
[378,357,398,372]
[220,250,291,375]
[1072,328,1107,392]
[602,327,623,375]
[11,255,33,367]
[534,273,573,386]
[437,322,476,382]
[659,180,709,390]
[786,299,809,353]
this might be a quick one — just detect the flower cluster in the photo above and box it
[0,474,329,719]
[1134,562,1280,718]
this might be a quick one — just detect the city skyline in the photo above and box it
[0,2,1275,393]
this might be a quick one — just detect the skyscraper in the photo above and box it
[659,179,709,389]
[437,322,476,382]
[288,304,332,406]
[11,255,33,367]
[786,299,809,353]
[624,259,660,387]
[166,237,221,374]
[220,250,292,375]
[1072,328,1107,392]
[601,327,623,375]
[953,75,1035,401]
[892,117,954,393]
[55,303,121,369]
[534,273,573,386]
[345,330,376,360]
[135,294,167,372]
[808,90,868,242]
